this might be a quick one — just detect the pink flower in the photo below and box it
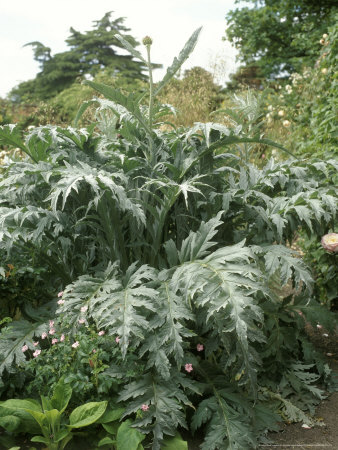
[78,318,85,324]
[316,324,322,330]
[33,349,41,358]
[52,338,58,345]
[60,334,65,342]
[80,306,88,313]
[197,344,204,352]
[22,345,28,352]
[57,299,65,305]
[49,320,54,328]
[49,328,56,335]
[98,330,105,336]
[321,233,338,253]
[185,363,193,373]
[33,342,39,347]
[115,336,120,343]
[57,291,64,298]
[261,154,265,159]
[141,404,149,411]
[92,349,97,353]
[72,341,80,348]
[41,332,47,340]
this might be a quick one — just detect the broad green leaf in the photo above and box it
[116,419,145,450]
[26,409,48,430]
[154,27,202,96]
[98,436,116,447]
[0,415,21,432]
[97,407,125,424]
[51,379,72,413]
[44,409,61,430]
[68,401,107,428]
[40,395,52,412]
[162,432,188,450]
[0,399,42,434]
[31,435,49,444]
[54,428,71,443]
[103,422,119,435]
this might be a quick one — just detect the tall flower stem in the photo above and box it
[144,37,154,129]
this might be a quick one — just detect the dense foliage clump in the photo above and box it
[0,29,337,449]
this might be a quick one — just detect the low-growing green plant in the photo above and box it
[20,319,144,405]
[0,28,337,449]
[0,378,107,449]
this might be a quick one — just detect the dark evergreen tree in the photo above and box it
[11,12,150,102]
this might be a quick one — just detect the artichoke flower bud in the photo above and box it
[142,36,153,46]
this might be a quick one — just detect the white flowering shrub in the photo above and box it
[0,30,337,449]
[261,17,338,159]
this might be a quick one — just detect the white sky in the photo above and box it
[0,0,240,98]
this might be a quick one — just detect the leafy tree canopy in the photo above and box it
[10,12,152,102]
[225,0,337,79]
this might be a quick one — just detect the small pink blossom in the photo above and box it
[261,154,265,159]
[98,331,105,336]
[22,345,28,352]
[57,299,65,305]
[80,306,88,313]
[57,291,64,298]
[92,349,97,353]
[41,332,47,340]
[115,336,120,343]
[33,349,41,358]
[185,363,193,373]
[197,344,204,352]
[60,334,65,342]
[316,324,322,330]
[33,341,39,347]
[78,318,85,324]
[49,320,54,328]
[52,338,58,345]
[72,341,80,348]
[141,404,149,411]
[49,328,56,335]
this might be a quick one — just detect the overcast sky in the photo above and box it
[0,0,240,98]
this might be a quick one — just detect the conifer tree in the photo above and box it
[11,12,149,102]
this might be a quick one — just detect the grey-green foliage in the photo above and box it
[0,28,337,449]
